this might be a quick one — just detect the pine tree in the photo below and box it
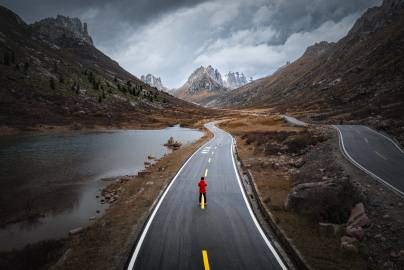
[59,74,65,84]
[50,78,56,90]
[24,62,29,72]
[10,51,15,63]
[3,52,10,66]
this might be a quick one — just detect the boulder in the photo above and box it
[347,202,369,227]
[285,178,359,222]
[346,225,365,240]
[341,236,359,254]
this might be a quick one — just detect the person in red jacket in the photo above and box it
[198,176,207,205]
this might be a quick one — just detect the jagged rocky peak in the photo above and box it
[184,65,250,93]
[32,15,93,45]
[224,71,249,90]
[185,65,226,94]
[303,41,334,57]
[141,74,167,91]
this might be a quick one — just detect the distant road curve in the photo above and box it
[334,125,404,197]
[283,115,308,127]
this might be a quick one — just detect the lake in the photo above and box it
[0,126,203,251]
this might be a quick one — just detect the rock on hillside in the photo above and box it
[31,15,93,45]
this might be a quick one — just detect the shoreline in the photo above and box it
[45,124,212,270]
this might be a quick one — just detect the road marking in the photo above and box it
[374,151,387,160]
[202,250,210,270]
[365,126,404,154]
[205,169,208,177]
[211,151,214,155]
[201,194,205,210]
[364,137,369,143]
[126,135,214,269]
[333,125,404,198]
[208,158,211,163]
[229,136,288,269]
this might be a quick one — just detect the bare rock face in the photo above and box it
[31,15,93,46]
[224,71,249,90]
[285,177,361,223]
[141,74,167,91]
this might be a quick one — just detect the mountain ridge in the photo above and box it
[0,5,208,130]
[174,65,250,105]
[214,0,404,143]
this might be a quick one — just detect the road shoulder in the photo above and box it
[49,127,213,270]
[219,115,404,270]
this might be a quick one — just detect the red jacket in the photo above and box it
[198,180,207,193]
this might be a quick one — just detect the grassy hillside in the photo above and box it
[0,6,211,131]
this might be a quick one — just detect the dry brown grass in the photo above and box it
[218,115,302,135]
[51,130,212,270]
[220,115,368,270]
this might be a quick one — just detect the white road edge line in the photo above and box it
[365,126,404,154]
[228,133,288,270]
[127,130,214,269]
[333,125,404,198]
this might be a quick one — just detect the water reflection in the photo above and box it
[0,126,203,251]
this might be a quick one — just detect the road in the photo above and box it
[127,123,287,270]
[334,125,404,197]
[283,115,308,127]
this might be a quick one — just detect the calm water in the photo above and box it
[0,126,203,251]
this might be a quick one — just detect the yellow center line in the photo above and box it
[201,194,205,210]
[202,250,210,270]
[205,169,208,177]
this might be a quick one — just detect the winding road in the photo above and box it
[127,123,287,270]
[334,125,404,197]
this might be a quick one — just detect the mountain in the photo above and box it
[31,15,93,46]
[216,0,404,144]
[174,65,249,106]
[0,6,207,130]
[224,71,250,90]
[141,74,168,91]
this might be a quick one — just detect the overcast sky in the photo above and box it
[1,0,381,88]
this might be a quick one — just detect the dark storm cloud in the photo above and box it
[0,0,209,47]
[0,0,382,87]
[0,0,208,24]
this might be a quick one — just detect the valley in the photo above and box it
[0,0,403,270]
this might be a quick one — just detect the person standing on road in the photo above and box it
[198,177,207,205]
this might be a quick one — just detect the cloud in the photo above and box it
[194,13,359,78]
[0,0,382,88]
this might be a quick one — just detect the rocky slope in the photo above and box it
[174,65,249,106]
[0,6,209,131]
[215,0,404,144]
[141,74,168,91]
[224,71,250,90]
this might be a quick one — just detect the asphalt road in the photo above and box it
[127,123,287,270]
[335,125,404,196]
